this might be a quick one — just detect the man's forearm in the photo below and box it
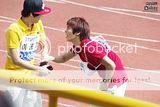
[13,58,39,70]
[98,70,114,91]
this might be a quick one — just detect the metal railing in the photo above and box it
[0,69,159,107]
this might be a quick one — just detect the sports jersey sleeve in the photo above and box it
[38,20,46,42]
[86,43,107,61]
[6,29,20,49]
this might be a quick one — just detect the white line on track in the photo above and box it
[0,19,14,23]
[143,81,160,87]
[0,49,7,53]
[46,0,160,22]
[107,39,160,52]
[131,80,160,88]
[44,26,65,32]
[0,16,16,21]
[91,32,160,43]
[45,0,66,4]
[46,0,160,16]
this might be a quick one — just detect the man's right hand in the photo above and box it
[38,65,52,76]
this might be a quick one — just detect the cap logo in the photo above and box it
[42,3,45,10]
[44,9,50,12]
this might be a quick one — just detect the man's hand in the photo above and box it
[38,65,51,76]
[38,61,53,76]
[99,81,108,91]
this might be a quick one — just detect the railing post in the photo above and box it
[49,95,58,107]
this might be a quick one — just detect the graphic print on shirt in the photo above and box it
[20,34,40,61]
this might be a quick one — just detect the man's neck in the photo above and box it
[72,38,81,46]
[21,17,33,30]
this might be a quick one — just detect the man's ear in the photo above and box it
[75,32,80,36]
[30,13,32,16]
[30,13,34,18]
